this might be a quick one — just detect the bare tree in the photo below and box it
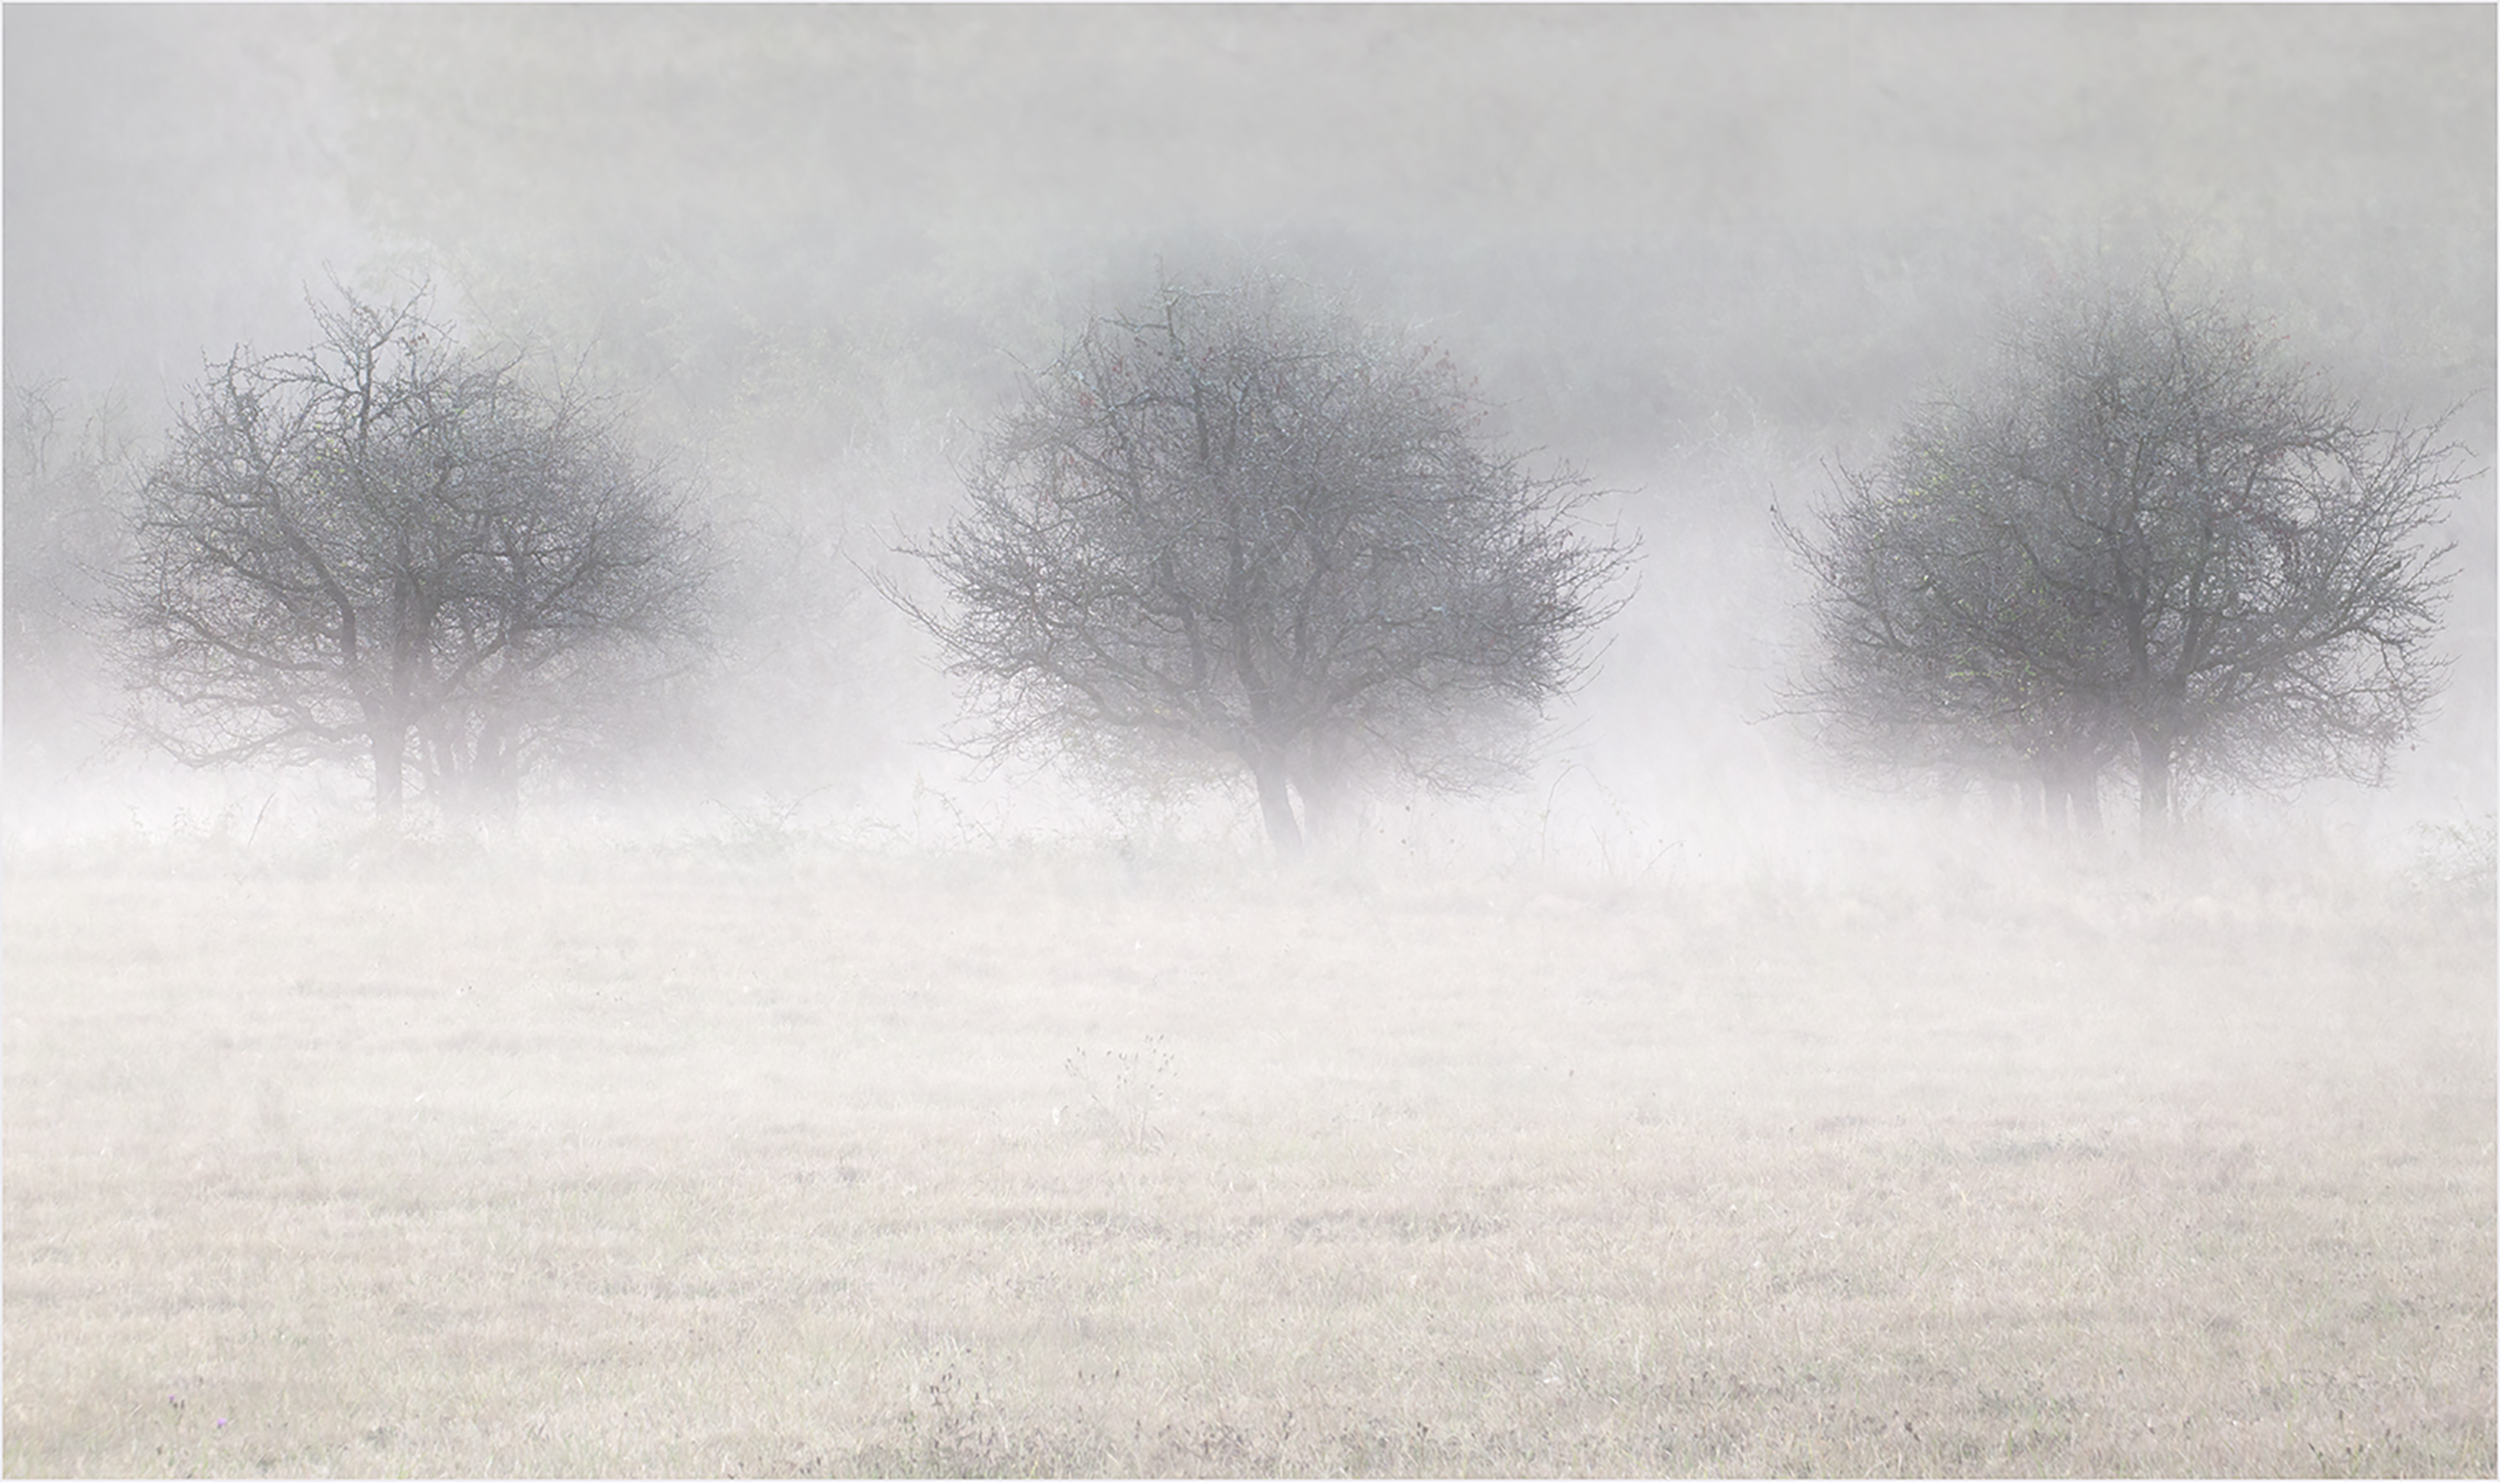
[896,278,1632,853]
[1783,396,2139,828]
[117,285,713,822]
[1788,269,2462,836]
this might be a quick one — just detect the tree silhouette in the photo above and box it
[118,286,712,821]
[898,279,1631,852]
[1789,269,2461,836]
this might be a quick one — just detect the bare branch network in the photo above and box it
[1784,270,2462,835]
[98,259,2468,850]
[116,285,715,821]
[893,279,1635,853]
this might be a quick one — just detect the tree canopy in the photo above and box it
[900,279,1631,852]
[1787,269,2462,834]
[117,286,714,821]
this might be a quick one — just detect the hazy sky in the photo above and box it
[8,6,2491,445]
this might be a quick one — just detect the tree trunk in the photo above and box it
[477,726,519,825]
[2072,766,2103,834]
[442,712,519,828]
[373,724,407,824]
[1290,757,1346,850]
[2136,731,2171,845]
[2042,754,2103,837]
[1251,759,1302,856]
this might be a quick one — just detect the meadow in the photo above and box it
[3,823,2492,1476]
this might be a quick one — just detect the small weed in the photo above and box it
[904,1369,983,1470]
[890,1366,1063,1476]
[2412,811,2497,897]
[1062,1036,1173,1151]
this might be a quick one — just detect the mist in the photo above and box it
[3,8,2493,1474]
[4,4,2489,862]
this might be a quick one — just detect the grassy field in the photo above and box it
[3,828,2491,1476]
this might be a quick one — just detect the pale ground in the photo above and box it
[3,827,2492,1476]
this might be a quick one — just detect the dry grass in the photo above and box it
[3,831,2491,1476]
